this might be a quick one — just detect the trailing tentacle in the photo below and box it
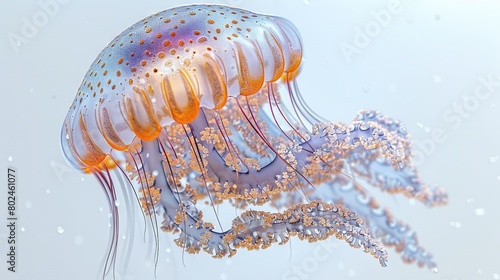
[134,139,388,265]
[350,110,447,207]
[181,107,405,205]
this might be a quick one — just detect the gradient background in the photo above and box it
[1,0,500,279]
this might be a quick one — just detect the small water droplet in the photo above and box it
[99,207,104,212]
[151,97,156,103]
[57,226,65,234]
[449,221,462,228]
[21,227,26,232]
[435,14,441,20]
[489,156,499,163]
[8,156,13,161]
[493,273,499,279]
[122,235,127,240]
[304,0,310,5]
[152,170,159,176]
[432,75,442,83]
[30,88,34,93]
[166,247,172,253]
[25,201,32,209]
[65,134,70,140]
[362,83,370,93]
[424,127,431,133]
[432,267,439,273]
[46,189,51,194]
[115,200,120,207]
[416,122,424,128]
[81,177,85,182]
[388,84,397,92]
[475,208,486,216]
[74,235,84,245]
[405,13,414,23]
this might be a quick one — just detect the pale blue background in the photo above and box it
[1,0,500,279]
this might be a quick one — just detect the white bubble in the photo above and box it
[115,200,120,207]
[432,75,442,83]
[416,122,424,128]
[25,201,32,209]
[304,0,310,5]
[405,13,414,23]
[362,83,370,93]
[99,207,104,212]
[166,247,172,253]
[30,88,34,93]
[81,177,85,182]
[466,198,475,204]
[490,156,499,163]
[21,227,26,232]
[493,273,499,279]
[151,97,156,103]
[122,235,127,240]
[152,170,159,176]
[474,208,486,216]
[8,156,13,161]
[388,84,397,92]
[46,189,51,194]
[57,226,65,234]
[74,235,84,245]
[449,221,462,228]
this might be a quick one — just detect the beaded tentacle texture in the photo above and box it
[60,4,447,278]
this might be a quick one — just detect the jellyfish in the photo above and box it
[60,4,447,278]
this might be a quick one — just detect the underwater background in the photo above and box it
[1,0,500,279]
